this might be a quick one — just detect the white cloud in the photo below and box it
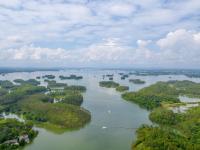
[1,29,200,68]
[137,40,151,48]
[83,38,131,62]
[107,3,135,17]
[155,29,200,67]
[157,29,195,49]
[1,45,73,61]
[0,38,154,67]
[0,0,200,68]
[0,0,21,8]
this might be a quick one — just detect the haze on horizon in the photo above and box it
[0,0,200,69]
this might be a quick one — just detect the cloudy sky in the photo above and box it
[0,0,200,68]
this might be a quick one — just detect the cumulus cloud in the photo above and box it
[1,28,200,68]
[100,2,136,17]
[0,0,200,68]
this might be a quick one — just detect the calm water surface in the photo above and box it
[1,69,200,150]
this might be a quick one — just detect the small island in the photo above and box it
[129,79,145,84]
[120,74,129,80]
[99,81,129,92]
[99,81,119,88]
[116,86,129,92]
[45,80,67,88]
[59,75,83,80]
[14,79,40,86]
[42,75,56,79]
[36,76,41,79]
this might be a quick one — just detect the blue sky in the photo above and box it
[0,0,200,68]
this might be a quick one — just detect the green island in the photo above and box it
[0,119,38,150]
[122,80,200,149]
[64,85,86,92]
[99,81,129,92]
[120,74,129,80]
[0,80,16,89]
[116,86,129,92]
[14,79,40,86]
[45,80,67,88]
[129,79,145,84]
[36,76,41,79]
[0,79,91,148]
[59,75,83,80]
[99,81,119,88]
[42,75,56,79]
[103,74,114,80]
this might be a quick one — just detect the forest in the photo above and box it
[0,119,38,150]
[0,78,91,148]
[122,80,200,150]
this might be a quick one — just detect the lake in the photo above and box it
[1,69,200,150]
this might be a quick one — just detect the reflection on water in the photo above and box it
[0,69,200,150]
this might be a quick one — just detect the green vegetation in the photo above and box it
[122,80,200,110]
[0,119,38,150]
[127,80,200,150]
[0,80,15,89]
[14,79,40,86]
[46,80,67,89]
[133,106,200,150]
[149,108,180,125]
[129,79,145,84]
[99,81,119,88]
[0,88,8,96]
[42,75,55,79]
[64,85,86,92]
[120,74,129,80]
[0,84,46,106]
[116,86,129,92]
[0,80,91,131]
[167,80,200,98]
[49,90,83,106]
[105,74,113,77]
[99,81,129,93]
[36,76,41,79]
[20,94,90,129]
[122,92,179,110]
[59,75,83,80]
[48,85,87,106]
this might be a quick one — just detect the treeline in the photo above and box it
[0,119,38,150]
[0,78,91,131]
[59,75,83,80]
[129,79,145,84]
[99,81,129,92]
[122,80,200,110]
[133,106,200,149]
[123,80,200,149]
